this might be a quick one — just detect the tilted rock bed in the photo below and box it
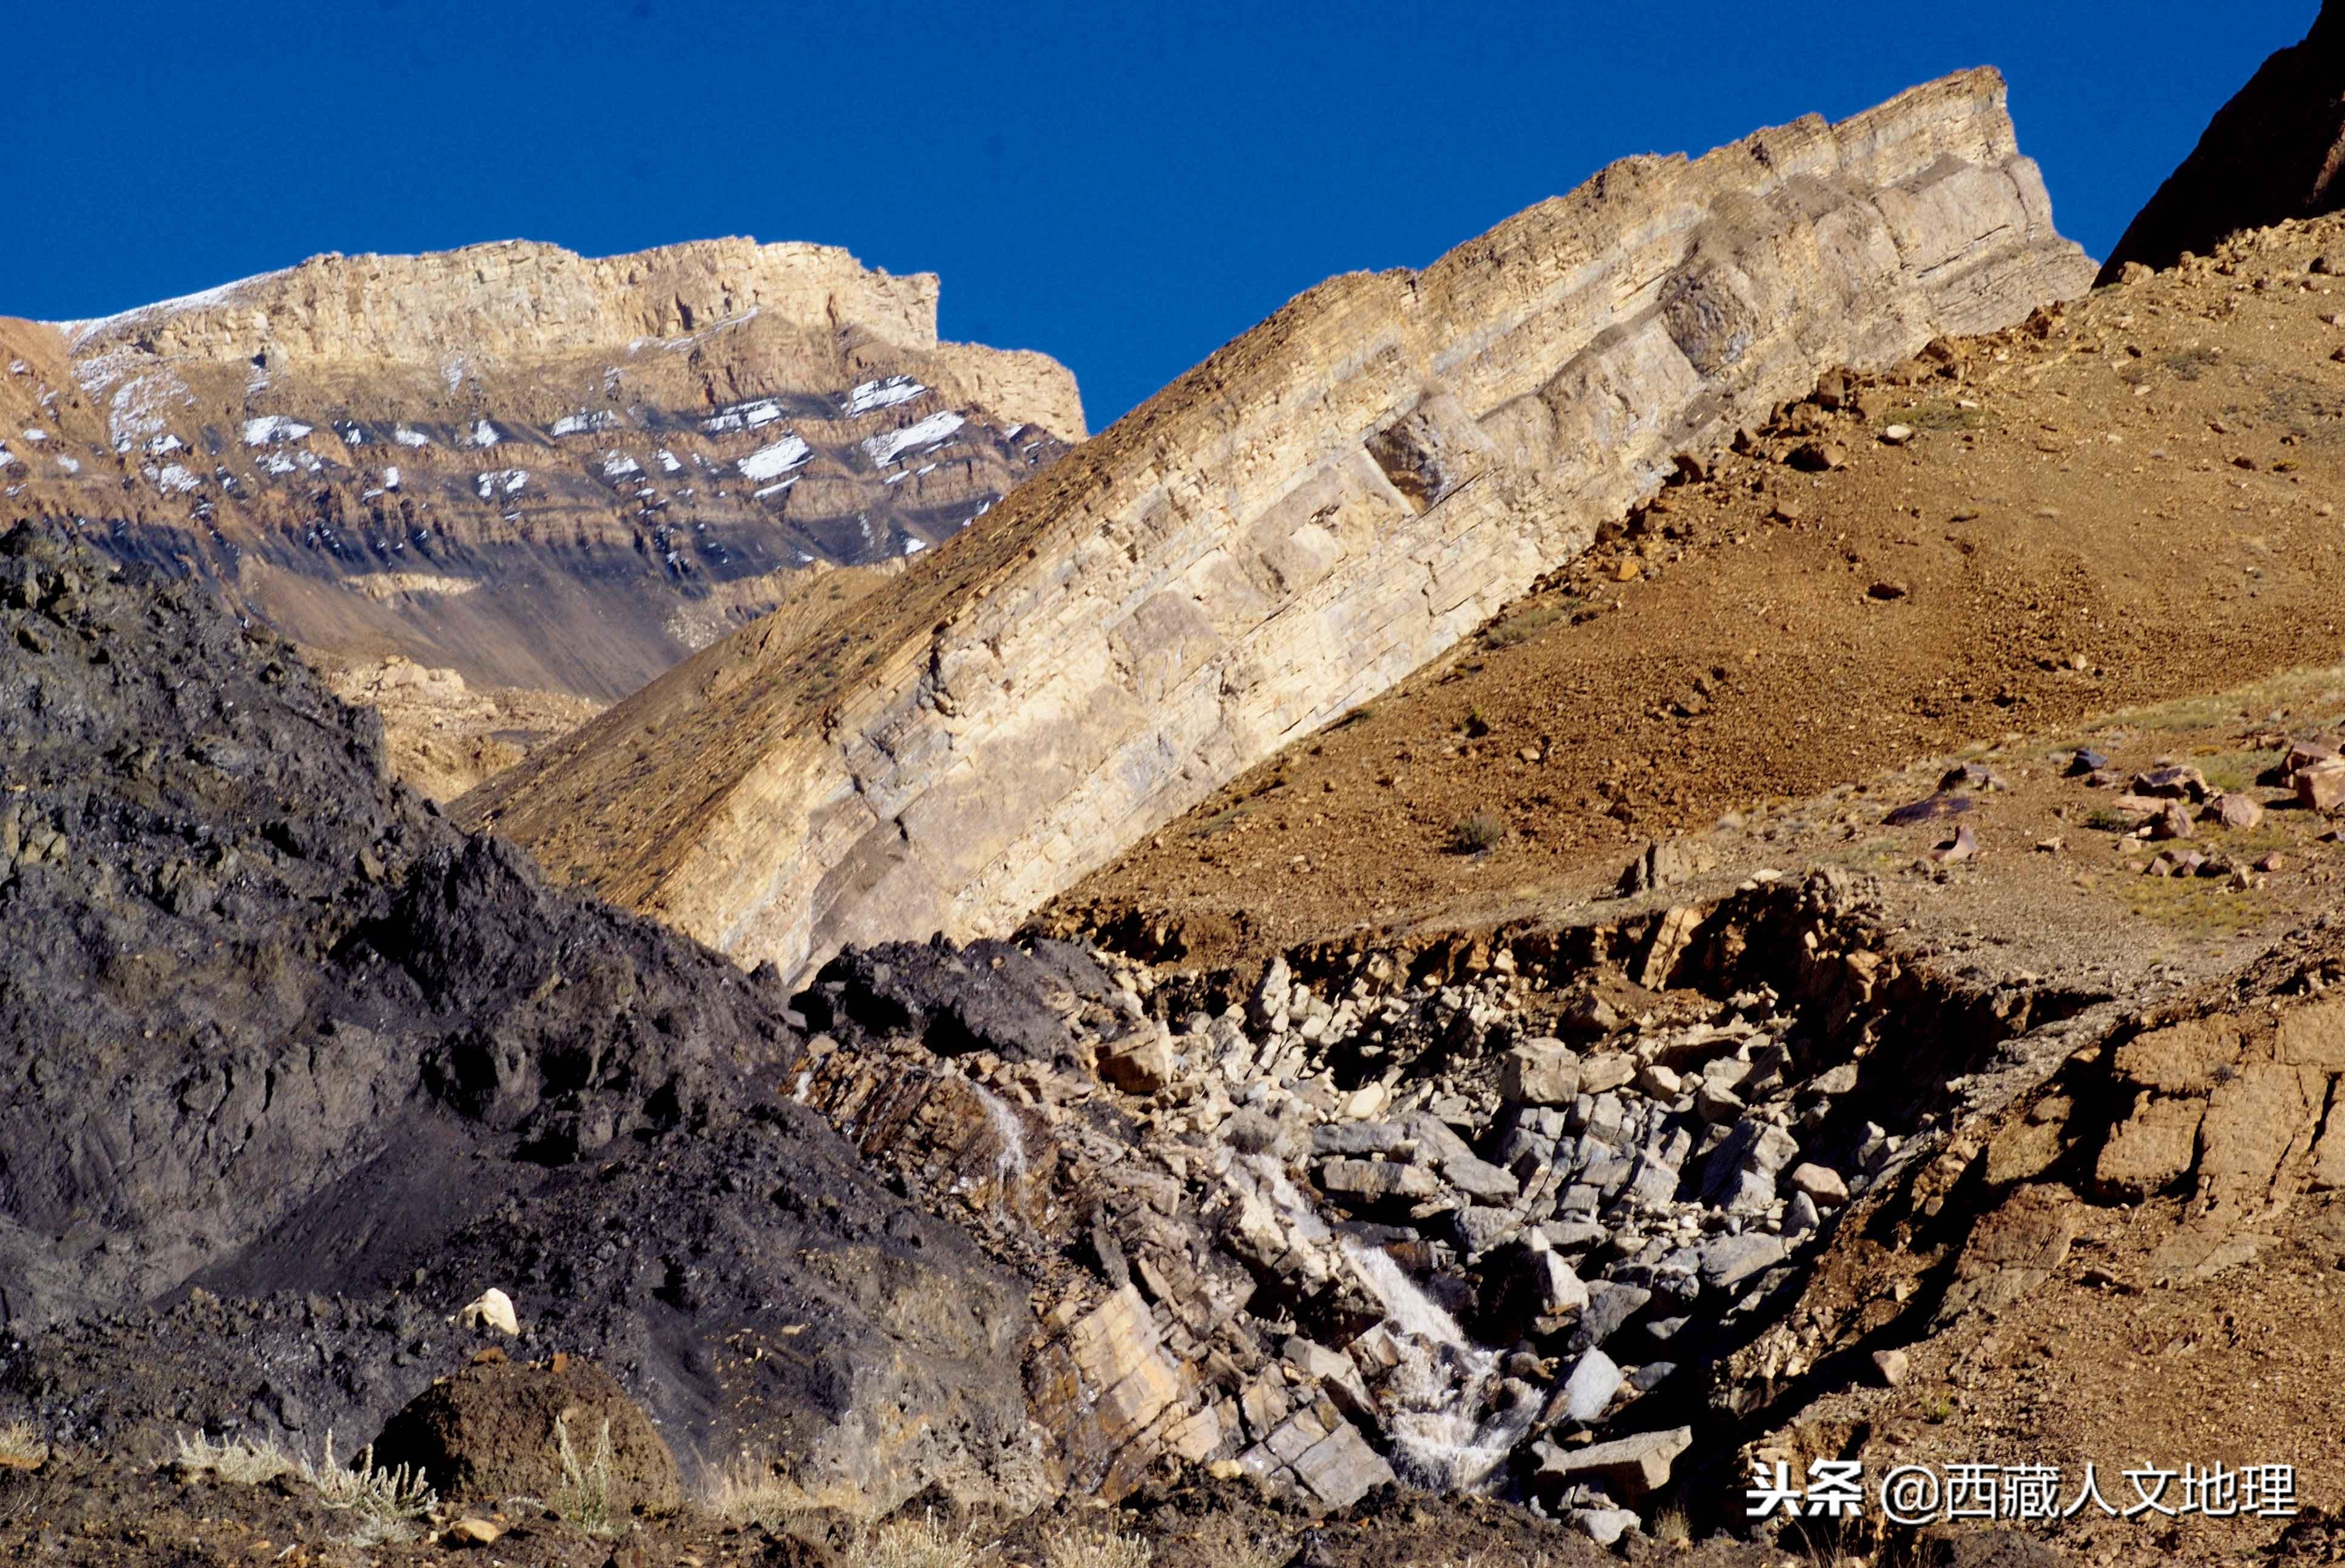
[785,869,2095,1542]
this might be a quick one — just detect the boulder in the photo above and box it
[1569,1282,1652,1354]
[1290,1423,1395,1509]
[1698,1234,1786,1291]
[1319,1159,1439,1203]
[2301,761,2345,814]
[1532,1425,1691,1498]
[1785,1163,1849,1206]
[1098,1029,1176,1093]
[1500,1039,1582,1105]
[1579,1053,1636,1096]
[1313,1120,1407,1156]
[1450,1205,1519,1257]
[2212,793,2265,831]
[1616,838,1716,896]
[1555,1350,1622,1424]
[458,1288,518,1337]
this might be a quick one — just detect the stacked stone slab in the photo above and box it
[777,868,1959,1529]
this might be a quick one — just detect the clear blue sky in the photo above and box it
[4,1,2315,427]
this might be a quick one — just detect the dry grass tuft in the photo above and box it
[0,1421,49,1470]
[299,1431,437,1546]
[854,1511,998,1568]
[550,1414,617,1536]
[704,1452,876,1527]
[172,1431,298,1485]
[1447,811,1505,854]
[1041,1526,1154,1568]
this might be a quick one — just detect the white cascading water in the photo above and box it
[1340,1242,1537,1490]
[966,1080,1031,1186]
[1234,1155,1535,1492]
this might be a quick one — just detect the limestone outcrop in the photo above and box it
[465,69,2094,982]
[0,237,1081,699]
[2099,2,2345,282]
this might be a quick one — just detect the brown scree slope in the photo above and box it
[464,68,2093,983]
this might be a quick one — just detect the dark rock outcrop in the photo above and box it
[2100,4,2345,280]
[0,522,1040,1512]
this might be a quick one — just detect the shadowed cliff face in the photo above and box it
[2099,3,2345,282]
[465,69,2094,987]
[0,237,1082,700]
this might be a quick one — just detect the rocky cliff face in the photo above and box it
[2099,2,2345,282]
[465,69,2096,982]
[0,238,1081,699]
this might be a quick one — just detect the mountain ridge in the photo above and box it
[462,66,2097,982]
[0,235,1081,701]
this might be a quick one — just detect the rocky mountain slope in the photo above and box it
[464,67,2096,985]
[2100,0,2345,282]
[0,520,1793,1567]
[1060,216,2345,967]
[0,238,1081,701]
[0,523,1047,1516]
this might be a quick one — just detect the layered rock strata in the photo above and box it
[778,864,2059,1531]
[0,238,1081,698]
[467,69,2095,982]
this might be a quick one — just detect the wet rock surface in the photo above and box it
[0,524,1038,1513]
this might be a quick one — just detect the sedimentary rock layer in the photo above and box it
[467,69,2095,981]
[0,237,1081,698]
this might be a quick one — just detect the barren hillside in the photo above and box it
[1060,219,2345,972]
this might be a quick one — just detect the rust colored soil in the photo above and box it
[1057,218,2345,969]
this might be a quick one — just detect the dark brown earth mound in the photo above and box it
[2100,4,2345,280]
[0,522,1035,1512]
[370,1355,680,1516]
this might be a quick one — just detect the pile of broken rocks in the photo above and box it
[791,869,1966,1546]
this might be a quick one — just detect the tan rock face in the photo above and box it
[0,238,1081,700]
[468,69,2094,980]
